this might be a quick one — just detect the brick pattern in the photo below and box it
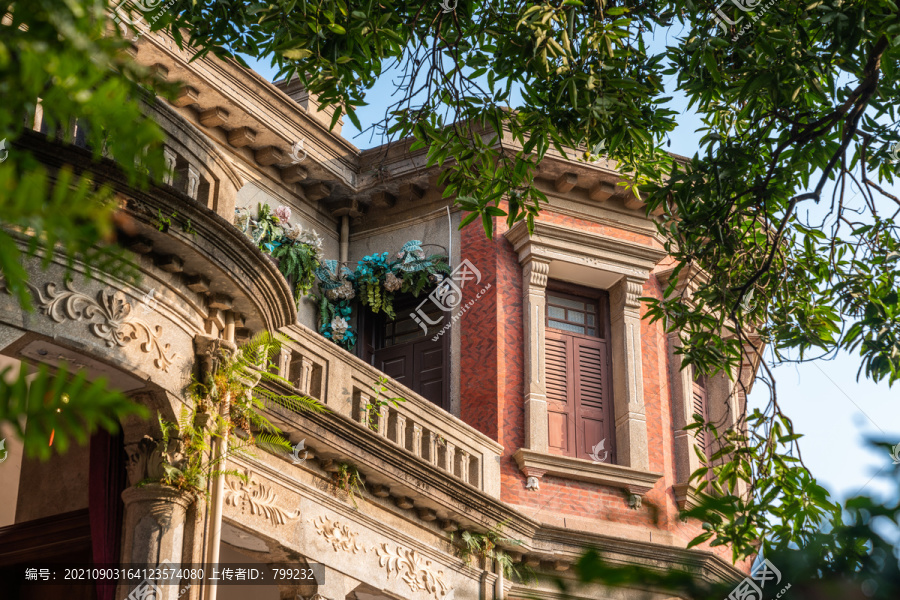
[537,209,665,249]
[458,210,740,564]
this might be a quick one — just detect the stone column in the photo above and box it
[295,356,314,395]
[163,147,177,185]
[277,346,292,380]
[186,164,200,200]
[118,484,194,600]
[668,332,700,485]
[522,256,550,452]
[609,276,649,470]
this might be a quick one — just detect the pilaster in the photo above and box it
[609,276,649,470]
[522,256,551,452]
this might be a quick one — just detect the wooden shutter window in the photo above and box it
[546,332,575,456]
[573,337,611,461]
[544,285,613,462]
[692,377,712,480]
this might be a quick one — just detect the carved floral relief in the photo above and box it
[225,469,300,526]
[24,280,179,371]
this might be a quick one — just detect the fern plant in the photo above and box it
[145,332,327,501]
[455,522,535,583]
[272,240,320,305]
[187,331,326,429]
[333,461,366,509]
[0,362,147,460]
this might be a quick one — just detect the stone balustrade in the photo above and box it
[277,322,503,498]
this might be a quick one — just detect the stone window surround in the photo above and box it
[505,220,667,504]
[655,265,750,510]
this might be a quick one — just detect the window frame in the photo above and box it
[358,293,451,411]
[543,280,615,463]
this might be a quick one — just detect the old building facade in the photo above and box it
[0,25,754,600]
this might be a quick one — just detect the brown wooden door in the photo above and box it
[371,296,449,411]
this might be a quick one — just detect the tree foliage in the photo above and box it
[162,0,900,562]
[0,0,174,450]
[4,0,900,575]
[0,362,147,459]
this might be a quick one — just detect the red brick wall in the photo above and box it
[458,210,741,565]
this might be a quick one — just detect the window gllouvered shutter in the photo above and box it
[692,378,711,477]
[546,332,576,456]
[573,337,612,461]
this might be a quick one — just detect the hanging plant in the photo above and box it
[318,293,356,349]
[396,241,451,297]
[356,252,395,318]
[235,205,324,307]
[272,231,322,304]
[311,241,450,351]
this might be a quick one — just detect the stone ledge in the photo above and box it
[673,483,704,511]
[513,448,663,497]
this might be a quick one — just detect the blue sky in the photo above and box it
[246,49,900,505]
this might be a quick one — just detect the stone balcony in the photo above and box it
[259,321,510,533]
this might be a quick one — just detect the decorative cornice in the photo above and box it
[505,220,667,278]
[513,448,663,498]
[16,130,297,334]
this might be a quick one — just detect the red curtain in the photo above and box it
[89,428,126,600]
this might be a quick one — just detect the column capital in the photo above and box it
[610,275,645,313]
[522,256,551,290]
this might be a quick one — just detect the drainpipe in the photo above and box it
[339,214,350,263]
[204,312,235,600]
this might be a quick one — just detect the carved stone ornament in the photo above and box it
[311,515,366,555]
[125,435,185,487]
[193,335,237,385]
[374,543,450,598]
[525,476,540,491]
[26,280,179,371]
[225,469,300,525]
